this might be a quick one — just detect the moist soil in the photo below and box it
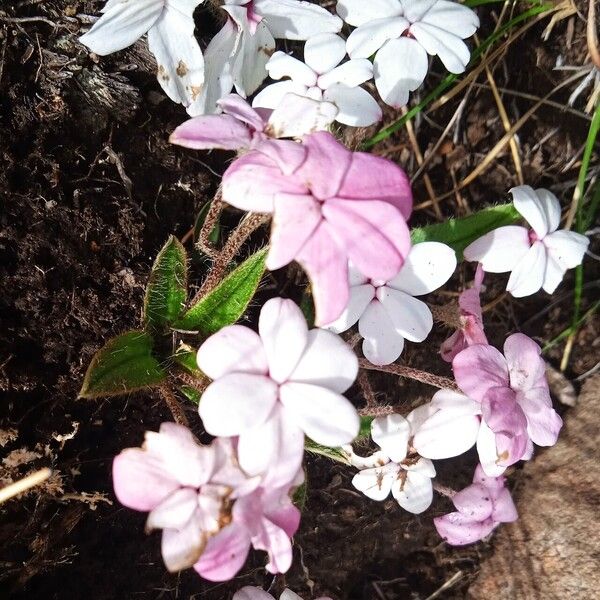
[0,1,598,599]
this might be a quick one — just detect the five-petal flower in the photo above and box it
[326,242,456,365]
[434,463,518,545]
[337,0,480,107]
[253,33,382,127]
[464,186,590,297]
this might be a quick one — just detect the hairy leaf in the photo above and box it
[174,248,267,334]
[144,236,187,331]
[79,331,167,398]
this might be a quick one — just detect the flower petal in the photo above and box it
[161,508,207,572]
[199,373,279,436]
[351,465,395,501]
[377,287,433,343]
[259,297,308,383]
[336,0,403,26]
[409,22,470,74]
[434,512,496,546]
[267,93,338,138]
[476,421,507,477]
[520,388,562,447]
[219,93,265,129]
[304,32,346,74]
[388,241,457,295]
[542,230,589,293]
[234,587,275,600]
[346,17,409,59]
[452,344,509,402]
[324,283,376,333]
[491,487,518,523]
[413,411,480,459]
[374,37,428,108]
[392,470,433,514]
[288,329,358,393]
[253,80,311,110]
[197,325,268,379]
[506,241,547,297]
[452,483,493,521]
[318,59,373,89]
[420,1,479,38]
[510,185,561,238]
[170,114,252,151]
[359,300,405,365]
[371,414,410,463]
[266,51,318,86]
[463,226,531,272]
[280,382,359,446]
[503,333,546,392]
[146,488,198,532]
[323,84,382,127]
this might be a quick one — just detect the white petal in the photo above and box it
[388,242,457,295]
[463,226,531,273]
[420,1,480,38]
[146,488,198,532]
[392,470,433,514]
[288,329,358,393]
[506,241,547,297]
[253,80,309,110]
[318,59,373,89]
[346,17,409,59]
[147,5,205,108]
[254,0,342,40]
[543,230,589,269]
[403,457,436,479]
[405,403,437,435]
[377,287,433,343]
[409,22,471,73]
[336,0,403,26]
[430,389,481,416]
[476,421,507,477]
[341,445,390,469]
[267,93,337,138]
[304,33,346,74]
[400,0,437,22]
[510,185,561,238]
[374,37,428,108]
[266,51,317,86]
[413,410,480,459]
[259,298,308,383]
[359,300,405,365]
[351,465,395,501]
[79,0,163,55]
[161,508,206,572]
[324,283,376,333]
[371,414,410,463]
[323,84,382,127]
[199,374,279,436]
[280,382,359,446]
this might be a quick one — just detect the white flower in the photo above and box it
[348,414,436,514]
[192,0,342,115]
[325,242,457,365]
[253,33,381,127]
[197,298,359,489]
[79,0,206,111]
[463,185,590,297]
[336,0,480,107]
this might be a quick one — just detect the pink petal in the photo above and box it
[259,298,308,383]
[262,490,301,539]
[296,221,350,326]
[252,517,294,574]
[280,382,359,446]
[336,152,412,220]
[267,193,322,271]
[463,226,530,273]
[452,344,509,402]
[472,463,506,491]
[197,325,268,380]
[288,329,358,393]
[503,333,546,392]
[434,512,496,546]
[194,523,251,581]
[323,198,410,281]
[199,373,279,436]
[160,508,207,572]
[222,150,307,213]
[170,115,252,151]
[112,449,178,512]
[519,388,562,447]
[452,483,493,521]
[297,131,352,200]
[233,587,274,600]
[255,139,308,176]
[491,487,518,523]
[219,93,265,130]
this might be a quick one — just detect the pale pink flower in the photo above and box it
[170,93,337,151]
[112,423,255,573]
[440,263,487,362]
[197,298,359,488]
[464,186,589,297]
[326,242,456,365]
[434,464,517,546]
[222,131,413,325]
[234,587,332,600]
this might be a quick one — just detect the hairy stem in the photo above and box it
[159,385,190,428]
[195,190,223,259]
[433,482,456,499]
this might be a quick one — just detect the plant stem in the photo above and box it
[433,482,456,499]
[195,190,223,259]
[159,385,190,428]
[359,359,459,392]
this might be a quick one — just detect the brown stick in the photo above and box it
[159,385,190,428]
[359,359,460,392]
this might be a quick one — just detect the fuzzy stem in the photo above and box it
[433,482,457,499]
[195,190,223,259]
[358,405,397,418]
[159,385,190,428]
[357,370,378,408]
[358,359,460,392]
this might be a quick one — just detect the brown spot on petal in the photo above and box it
[259,45,275,57]
[176,60,188,77]
[191,85,203,101]
[158,65,169,82]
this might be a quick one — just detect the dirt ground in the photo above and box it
[0,1,598,599]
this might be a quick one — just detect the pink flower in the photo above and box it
[197,297,359,488]
[434,464,518,546]
[440,264,488,362]
[222,131,413,325]
[170,93,337,151]
[112,423,252,573]
[234,587,332,600]
[194,478,301,581]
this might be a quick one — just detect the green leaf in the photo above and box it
[304,438,351,465]
[174,248,267,334]
[292,480,308,511]
[173,343,202,376]
[179,385,202,405]
[410,203,521,258]
[144,236,188,330]
[79,331,167,399]
[359,416,374,438]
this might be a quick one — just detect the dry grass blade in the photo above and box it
[0,468,51,504]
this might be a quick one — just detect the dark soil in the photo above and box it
[0,1,598,599]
